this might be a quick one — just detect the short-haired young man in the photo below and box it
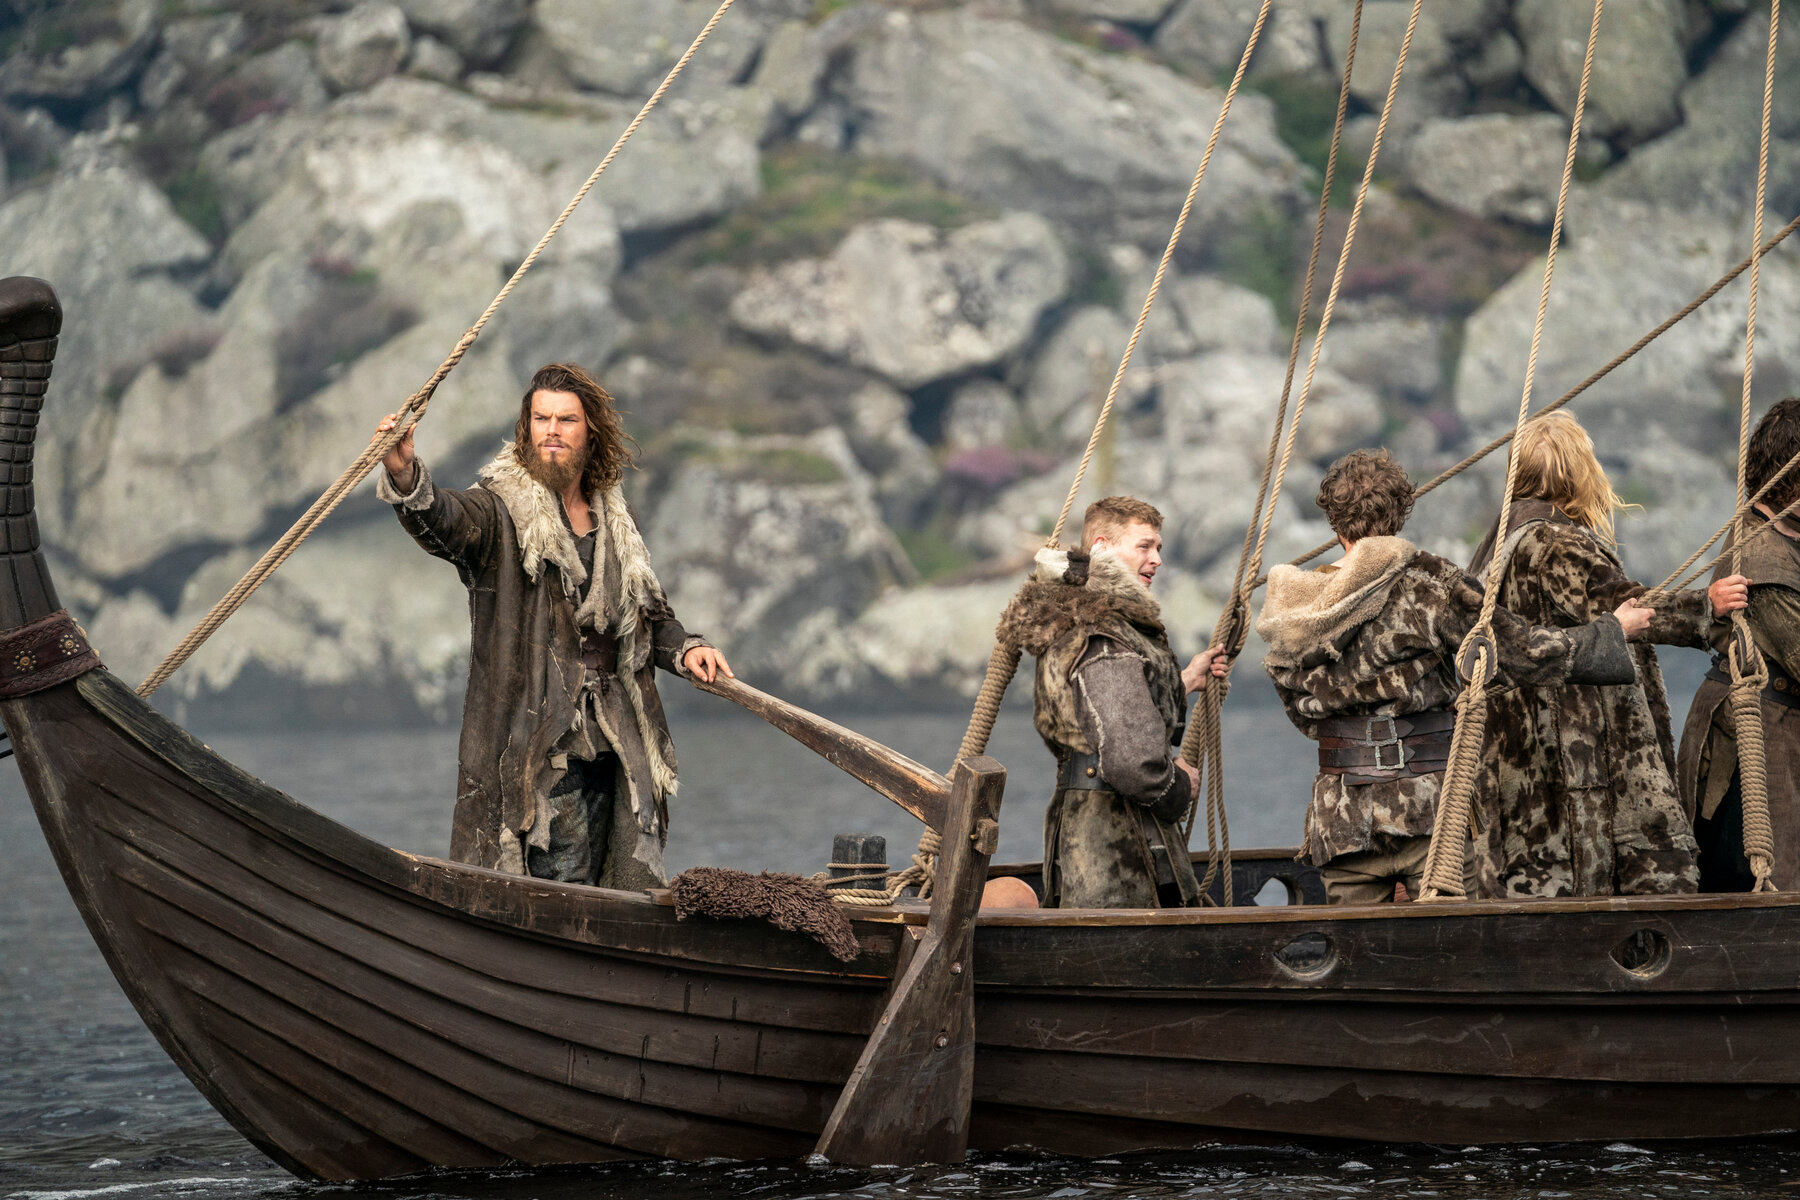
[999,496,1227,908]
[1254,450,1653,904]
[373,363,729,890]
[1679,396,1800,890]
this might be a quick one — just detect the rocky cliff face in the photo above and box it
[0,0,1789,723]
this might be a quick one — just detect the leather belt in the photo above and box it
[1056,750,1109,791]
[1707,656,1800,710]
[1315,710,1456,785]
[580,629,619,675]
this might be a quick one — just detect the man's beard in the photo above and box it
[523,440,589,495]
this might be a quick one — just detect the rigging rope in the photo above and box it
[938,1,1275,910]
[1181,0,1365,904]
[953,0,1275,759]
[1418,0,1603,902]
[136,0,741,698]
[1723,0,1781,893]
[1270,209,1800,584]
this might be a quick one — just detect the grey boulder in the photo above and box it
[316,2,412,94]
[833,9,1307,244]
[393,0,527,67]
[1516,0,1687,146]
[1405,112,1570,225]
[730,214,1070,390]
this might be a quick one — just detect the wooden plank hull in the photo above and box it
[13,668,1800,1179]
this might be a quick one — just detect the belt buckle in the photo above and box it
[1365,716,1404,771]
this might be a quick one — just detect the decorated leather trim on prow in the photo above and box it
[0,610,102,699]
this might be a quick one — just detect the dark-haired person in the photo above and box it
[1254,450,1652,905]
[1679,396,1800,891]
[371,363,728,889]
[999,496,1227,908]
[1467,413,1744,899]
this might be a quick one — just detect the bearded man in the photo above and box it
[372,362,729,890]
[1255,449,1652,905]
[1000,496,1227,909]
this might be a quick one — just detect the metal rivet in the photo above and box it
[935,1035,949,1048]
[1085,767,1096,777]
[950,961,962,975]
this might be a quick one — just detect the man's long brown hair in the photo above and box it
[512,362,635,494]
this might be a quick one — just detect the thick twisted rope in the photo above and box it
[815,828,941,906]
[1195,0,1419,904]
[1270,207,1800,584]
[137,0,740,697]
[1723,0,1781,893]
[1419,0,1603,901]
[1182,0,1366,905]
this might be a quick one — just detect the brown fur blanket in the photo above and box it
[669,867,861,962]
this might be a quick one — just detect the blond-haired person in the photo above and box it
[1467,412,1747,897]
[998,496,1227,908]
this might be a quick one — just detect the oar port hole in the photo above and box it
[1610,928,1672,979]
[1274,931,1337,979]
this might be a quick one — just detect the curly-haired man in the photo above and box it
[1254,450,1652,904]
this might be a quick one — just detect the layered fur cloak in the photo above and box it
[1256,538,1635,867]
[998,547,1200,908]
[379,446,706,889]
[1468,500,1704,898]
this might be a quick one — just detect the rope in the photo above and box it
[1045,0,1274,547]
[814,828,941,906]
[136,0,741,697]
[1270,206,1800,583]
[1418,0,1602,902]
[1183,0,1366,906]
[940,1,1277,901]
[1724,0,1781,893]
[1201,0,1419,901]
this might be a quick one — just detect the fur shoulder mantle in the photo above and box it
[477,444,665,633]
[1256,535,1418,665]
[997,546,1163,657]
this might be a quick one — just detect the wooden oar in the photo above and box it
[692,674,950,831]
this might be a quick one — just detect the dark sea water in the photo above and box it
[12,659,1797,1199]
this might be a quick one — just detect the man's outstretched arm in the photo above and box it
[371,413,499,575]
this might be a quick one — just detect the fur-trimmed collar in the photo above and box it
[1256,535,1417,665]
[997,546,1163,656]
[477,444,664,636]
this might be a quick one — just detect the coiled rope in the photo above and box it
[1723,0,1782,893]
[137,0,741,698]
[1418,0,1603,902]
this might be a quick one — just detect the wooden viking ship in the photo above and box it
[17,0,1800,1180]
[12,268,1800,1183]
